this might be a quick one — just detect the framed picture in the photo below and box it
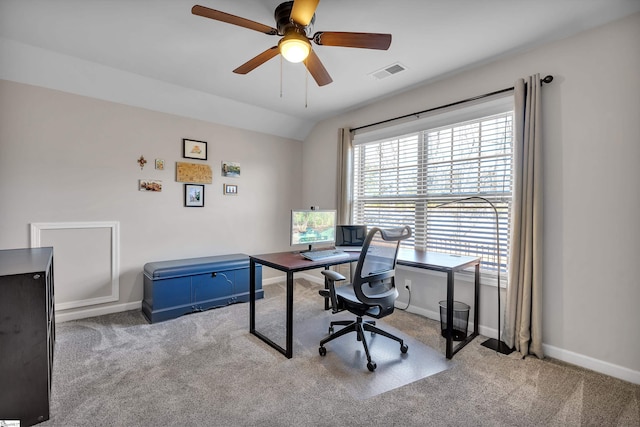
[223,184,238,195]
[221,161,240,177]
[139,179,162,192]
[155,159,165,170]
[184,184,205,207]
[183,138,207,160]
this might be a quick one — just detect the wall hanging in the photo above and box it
[137,155,147,170]
[176,162,212,184]
[221,161,240,177]
[184,184,205,207]
[223,184,238,195]
[183,138,207,160]
[139,180,162,192]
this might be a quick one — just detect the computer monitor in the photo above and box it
[335,225,368,250]
[290,209,337,251]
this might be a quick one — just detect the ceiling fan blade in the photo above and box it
[304,50,333,86]
[313,32,392,50]
[233,47,280,74]
[192,5,278,35]
[290,0,319,27]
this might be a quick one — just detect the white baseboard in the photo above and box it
[262,273,323,287]
[402,305,639,385]
[298,272,324,285]
[262,275,288,286]
[398,304,491,340]
[55,301,141,323]
[55,277,298,322]
[542,343,640,385]
[57,277,639,385]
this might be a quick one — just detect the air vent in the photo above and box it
[369,62,407,80]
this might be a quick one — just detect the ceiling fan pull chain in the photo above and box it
[305,66,308,108]
[280,55,283,98]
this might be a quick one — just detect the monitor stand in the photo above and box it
[297,245,332,254]
[297,245,314,253]
[293,245,313,254]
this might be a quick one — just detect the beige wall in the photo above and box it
[1,11,638,384]
[303,13,640,381]
[0,80,303,317]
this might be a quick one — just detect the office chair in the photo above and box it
[318,225,412,371]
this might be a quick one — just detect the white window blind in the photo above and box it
[352,111,513,275]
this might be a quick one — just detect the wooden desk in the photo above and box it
[249,249,479,359]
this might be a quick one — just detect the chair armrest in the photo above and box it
[321,270,346,282]
[320,269,346,313]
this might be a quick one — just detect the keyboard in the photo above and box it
[301,249,350,261]
[335,246,363,252]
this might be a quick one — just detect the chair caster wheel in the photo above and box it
[367,361,377,372]
[319,346,327,356]
[401,343,409,353]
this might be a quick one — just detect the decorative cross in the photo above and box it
[137,155,147,170]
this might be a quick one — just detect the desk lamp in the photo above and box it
[435,196,514,355]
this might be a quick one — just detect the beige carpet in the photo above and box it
[38,278,640,426]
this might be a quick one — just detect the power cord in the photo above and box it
[397,285,411,311]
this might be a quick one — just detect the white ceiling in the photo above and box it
[1,0,639,140]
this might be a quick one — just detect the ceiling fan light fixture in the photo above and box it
[191,2,391,87]
[278,31,311,63]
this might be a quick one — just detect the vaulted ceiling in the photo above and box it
[1,0,639,140]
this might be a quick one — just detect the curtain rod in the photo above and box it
[350,75,554,133]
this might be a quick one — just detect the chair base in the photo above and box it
[319,316,408,371]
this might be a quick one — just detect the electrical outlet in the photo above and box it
[404,279,411,291]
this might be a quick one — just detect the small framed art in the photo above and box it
[183,138,207,160]
[223,184,238,195]
[221,161,240,177]
[184,184,205,207]
[139,180,162,192]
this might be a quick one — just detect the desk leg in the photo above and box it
[446,271,454,359]
[250,264,294,359]
[446,262,481,359]
[285,271,294,358]
[249,259,256,333]
[473,263,480,337]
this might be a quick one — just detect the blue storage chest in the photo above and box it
[142,253,262,323]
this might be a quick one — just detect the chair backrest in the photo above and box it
[351,226,412,315]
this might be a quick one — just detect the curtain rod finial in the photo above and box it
[541,75,554,84]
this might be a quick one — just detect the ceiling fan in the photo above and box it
[192,0,392,86]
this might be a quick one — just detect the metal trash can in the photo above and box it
[439,300,470,341]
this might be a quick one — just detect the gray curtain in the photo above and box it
[503,74,544,358]
[337,128,353,225]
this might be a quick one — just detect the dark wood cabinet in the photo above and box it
[0,247,55,426]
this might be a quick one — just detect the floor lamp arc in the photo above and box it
[435,196,514,355]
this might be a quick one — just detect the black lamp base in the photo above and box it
[481,338,514,355]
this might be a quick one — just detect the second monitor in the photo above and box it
[335,225,368,251]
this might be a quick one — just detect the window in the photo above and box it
[352,107,513,276]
